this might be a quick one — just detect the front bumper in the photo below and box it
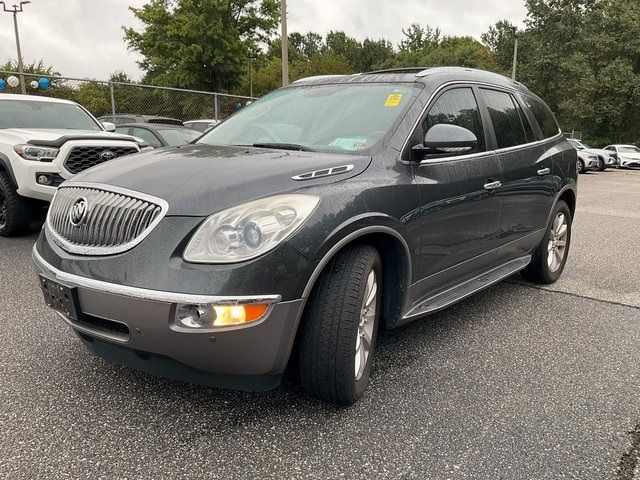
[33,247,305,391]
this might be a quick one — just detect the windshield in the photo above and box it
[197,83,421,154]
[158,128,201,146]
[0,99,102,131]
[619,146,640,154]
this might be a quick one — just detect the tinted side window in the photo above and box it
[481,89,527,149]
[423,88,486,152]
[132,127,163,148]
[513,98,535,143]
[521,95,559,139]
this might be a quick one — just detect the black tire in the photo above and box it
[521,200,572,284]
[297,244,382,405]
[0,171,32,237]
[577,159,585,174]
[596,157,606,171]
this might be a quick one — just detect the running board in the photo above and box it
[402,255,531,320]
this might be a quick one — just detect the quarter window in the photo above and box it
[422,88,486,152]
[481,89,527,149]
[521,95,560,139]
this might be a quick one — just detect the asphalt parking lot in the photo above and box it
[1,169,639,479]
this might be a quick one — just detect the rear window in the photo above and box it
[521,95,560,139]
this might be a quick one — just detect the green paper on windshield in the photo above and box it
[329,137,368,151]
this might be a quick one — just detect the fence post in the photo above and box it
[109,82,116,123]
[214,93,219,122]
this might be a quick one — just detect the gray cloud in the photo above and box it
[0,0,526,81]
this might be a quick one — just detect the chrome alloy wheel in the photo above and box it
[355,269,377,381]
[547,212,568,272]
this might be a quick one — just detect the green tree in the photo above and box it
[398,23,440,53]
[481,19,519,74]
[124,0,279,92]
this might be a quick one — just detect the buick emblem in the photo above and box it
[69,197,89,226]
[100,150,116,161]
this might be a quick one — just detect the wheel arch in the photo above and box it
[300,225,412,330]
[557,187,576,219]
[0,153,18,187]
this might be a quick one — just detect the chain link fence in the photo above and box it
[0,71,256,123]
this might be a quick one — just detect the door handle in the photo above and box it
[483,180,502,190]
[537,167,551,176]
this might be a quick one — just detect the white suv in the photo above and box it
[0,94,148,236]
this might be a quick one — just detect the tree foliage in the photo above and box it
[124,0,279,91]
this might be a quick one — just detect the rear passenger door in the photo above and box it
[479,88,556,259]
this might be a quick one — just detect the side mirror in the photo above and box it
[413,124,478,157]
[102,121,116,132]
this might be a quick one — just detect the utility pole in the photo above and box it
[1,1,31,94]
[249,56,255,97]
[511,32,519,81]
[280,0,288,86]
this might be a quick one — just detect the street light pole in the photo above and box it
[280,0,288,86]
[1,1,31,94]
[249,56,254,97]
[511,32,519,81]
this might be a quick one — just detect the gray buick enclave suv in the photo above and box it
[33,67,577,404]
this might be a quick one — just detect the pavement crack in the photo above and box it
[617,424,640,480]
[505,281,640,311]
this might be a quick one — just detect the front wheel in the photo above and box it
[521,200,572,284]
[297,244,382,405]
[577,159,585,174]
[597,157,606,171]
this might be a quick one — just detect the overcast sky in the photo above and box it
[0,0,527,81]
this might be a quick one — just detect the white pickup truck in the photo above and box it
[0,93,149,236]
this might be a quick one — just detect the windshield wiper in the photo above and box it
[252,142,314,152]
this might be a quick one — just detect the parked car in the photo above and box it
[34,67,577,404]
[567,138,615,170]
[115,124,201,148]
[97,114,183,126]
[576,149,600,174]
[603,144,640,168]
[184,119,221,132]
[0,94,149,237]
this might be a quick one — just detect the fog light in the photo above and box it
[175,303,268,329]
[37,174,52,185]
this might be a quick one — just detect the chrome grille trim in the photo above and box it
[46,182,169,256]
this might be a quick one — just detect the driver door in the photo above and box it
[406,86,503,294]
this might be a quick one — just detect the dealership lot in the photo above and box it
[1,170,639,479]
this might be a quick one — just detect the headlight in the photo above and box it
[14,144,59,161]
[183,194,320,263]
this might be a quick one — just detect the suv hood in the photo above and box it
[0,128,126,143]
[68,144,372,215]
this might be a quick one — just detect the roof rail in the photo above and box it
[292,74,349,84]
[362,67,430,75]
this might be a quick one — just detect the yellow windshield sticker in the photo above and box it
[385,93,403,107]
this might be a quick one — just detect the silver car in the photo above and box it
[567,138,615,170]
[576,149,600,174]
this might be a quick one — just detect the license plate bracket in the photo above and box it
[39,275,80,321]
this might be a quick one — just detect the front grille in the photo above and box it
[47,185,167,255]
[64,146,138,174]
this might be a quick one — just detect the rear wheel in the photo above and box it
[0,171,32,237]
[297,244,382,405]
[521,200,571,284]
